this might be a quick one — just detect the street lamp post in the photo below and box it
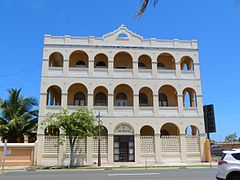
[97,111,101,167]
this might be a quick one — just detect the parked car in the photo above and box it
[216,149,240,180]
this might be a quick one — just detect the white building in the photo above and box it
[37,25,207,166]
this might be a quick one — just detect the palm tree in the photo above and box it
[0,88,38,143]
[136,0,159,17]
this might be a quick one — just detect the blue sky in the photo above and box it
[0,0,240,141]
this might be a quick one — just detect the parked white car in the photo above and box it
[216,149,240,180]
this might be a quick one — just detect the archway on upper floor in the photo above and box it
[68,83,88,106]
[160,123,180,136]
[69,50,89,68]
[114,84,133,106]
[114,51,133,69]
[181,56,194,71]
[94,86,108,106]
[49,52,63,67]
[158,85,178,107]
[139,87,153,107]
[44,126,60,136]
[185,125,200,136]
[157,53,176,70]
[94,53,108,68]
[46,85,62,106]
[140,125,155,136]
[183,88,197,108]
[138,55,152,69]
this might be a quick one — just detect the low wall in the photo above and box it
[216,142,240,149]
[0,143,35,166]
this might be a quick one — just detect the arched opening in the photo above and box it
[181,56,194,71]
[69,50,89,68]
[118,33,128,39]
[140,125,154,136]
[139,87,153,106]
[157,53,176,70]
[94,86,108,106]
[46,85,62,106]
[114,52,133,69]
[183,88,197,107]
[159,85,178,107]
[28,134,37,143]
[160,123,180,136]
[185,125,200,136]
[114,84,133,106]
[94,53,108,68]
[138,55,152,69]
[49,52,63,67]
[44,126,60,136]
[68,83,88,106]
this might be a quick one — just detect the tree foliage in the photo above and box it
[225,133,238,142]
[0,88,38,143]
[42,108,99,167]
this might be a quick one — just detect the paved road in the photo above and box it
[2,168,217,180]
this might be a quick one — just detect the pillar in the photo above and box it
[63,59,69,76]
[200,133,207,162]
[86,137,93,165]
[108,94,114,116]
[180,134,187,163]
[177,94,184,116]
[62,92,68,109]
[155,133,161,163]
[24,134,29,143]
[133,60,138,78]
[153,94,159,117]
[88,93,93,110]
[134,134,140,163]
[58,135,64,166]
[176,62,181,79]
[107,134,114,164]
[133,94,139,116]
[88,60,94,77]
[108,60,113,77]
[152,62,158,78]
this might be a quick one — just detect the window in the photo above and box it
[139,93,148,106]
[138,62,146,69]
[76,61,86,68]
[232,153,240,161]
[157,63,165,70]
[159,93,168,106]
[116,93,128,106]
[95,93,107,104]
[96,61,107,68]
[74,92,85,106]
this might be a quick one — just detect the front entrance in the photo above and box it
[114,135,135,162]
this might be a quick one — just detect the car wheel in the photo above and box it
[229,175,240,180]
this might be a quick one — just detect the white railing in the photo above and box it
[138,69,152,78]
[68,67,88,77]
[43,136,59,154]
[181,70,195,79]
[113,106,134,116]
[48,67,63,76]
[183,107,198,117]
[45,105,61,114]
[157,69,176,79]
[186,136,200,153]
[161,136,180,153]
[159,106,178,117]
[113,69,133,78]
[140,136,155,154]
[92,136,108,154]
[139,107,154,116]
[93,68,108,77]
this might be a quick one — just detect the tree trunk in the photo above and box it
[69,136,76,167]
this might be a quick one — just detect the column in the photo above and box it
[37,134,44,165]
[63,59,69,76]
[107,134,114,164]
[134,134,141,163]
[86,137,93,165]
[152,62,158,78]
[41,59,48,76]
[34,140,39,166]
[155,133,161,163]
[133,60,138,78]
[88,93,93,110]
[58,135,64,166]
[61,92,68,109]
[88,60,94,77]
[193,63,200,79]
[177,94,184,116]
[199,133,207,162]
[108,93,114,116]
[196,95,203,115]
[153,94,159,117]
[133,94,139,116]
[108,60,114,77]
[39,92,47,115]
[24,134,29,143]
[180,134,187,163]
[176,62,181,79]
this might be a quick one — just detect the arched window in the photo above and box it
[76,61,86,67]
[95,93,107,104]
[96,61,107,68]
[116,93,127,106]
[74,92,86,106]
[139,93,148,106]
[138,62,146,69]
[157,63,165,69]
[159,93,168,107]
[44,126,60,136]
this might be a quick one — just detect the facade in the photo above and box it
[37,25,206,166]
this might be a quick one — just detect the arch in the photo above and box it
[114,84,133,106]
[183,88,197,107]
[185,125,200,136]
[114,123,134,135]
[94,86,108,106]
[94,53,108,68]
[46,85,62,106]
[49,52,63,67]
[114,51,133,69]
[157,53,176,70]
[68,83,88,106]
[69,50,89,68]
[160,123,180,136]
[95,125,108,136]
[159,85,178,107]
[139,87,153,106]
[140,125,155,136]
[118,33,128,39]
[138,55,152,69]
[44,126,60,136]
[181,56,194,71]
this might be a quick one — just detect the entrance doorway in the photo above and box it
[114,135,134,162]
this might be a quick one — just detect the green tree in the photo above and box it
[225,133,238,142]
[43,109,99,167]
[0,88,38,143]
